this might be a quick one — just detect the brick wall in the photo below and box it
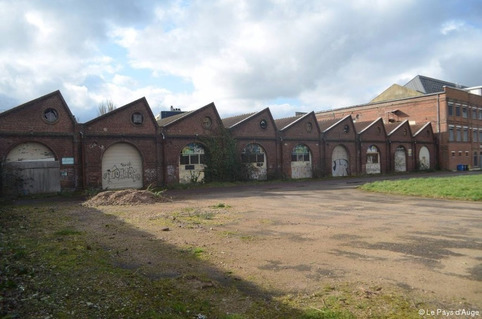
[82,98,160,189]
[1,90,442,194]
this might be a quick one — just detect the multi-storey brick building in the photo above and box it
[1,88,437,195]
[315,75,482,171]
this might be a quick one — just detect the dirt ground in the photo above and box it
[76,173,482,310]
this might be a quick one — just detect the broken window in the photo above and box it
[291,144,310,162]
[242,143,266,164]
[180,143,205,165]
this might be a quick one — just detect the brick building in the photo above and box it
[222,108,279,180]
[1,88,437,195]
[275,112,321,179]
[82,97,160,190]
[316,75,482,170]
[0,91,81,195]
[158,102,223,184]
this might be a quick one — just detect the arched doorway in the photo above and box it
[4,142,60,194]
[291,144,312,179]
[179,143,205,184]
[332,145,349,177]
[418,146,430,170]
[394,146,407,172]
[366,145,381,174]
[102,143,143,189]
[241,143,267,180]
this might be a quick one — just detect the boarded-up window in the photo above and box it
[242,143,267,180]
[179,143,205,183]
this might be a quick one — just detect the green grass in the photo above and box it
[359,174,482,201]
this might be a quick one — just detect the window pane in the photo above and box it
[256,154,264,163]
[449,127,454,142]
[304,154,310,161]
[369,154,379,164]
[448,104,453,116]
[180,155,189,165]
[200,154,205,164]
[291,154,297,162]
[455,105,461,116]
[190,154,199,164]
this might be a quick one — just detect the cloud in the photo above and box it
[0,0,481,121]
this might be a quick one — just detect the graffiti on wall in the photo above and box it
[103,161,141,185]
[332,145,349,177]
[332,159,349,176]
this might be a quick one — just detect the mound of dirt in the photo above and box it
[83,189,170,206]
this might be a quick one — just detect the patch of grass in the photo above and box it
[169,207,224,227]
[211,202,231,209]
[146,184,167,198]
[54,228,82,236]
[281,283,427,319]
[359,174,482,201]
[183,246,205,258]
[301,308,355,319]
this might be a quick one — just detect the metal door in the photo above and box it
[332,145,349,177]
[102,143,143,189]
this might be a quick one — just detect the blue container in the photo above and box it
[457,164,464,171]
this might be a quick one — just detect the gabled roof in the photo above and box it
[354,118,383,134]
[0,90,77,124]
[318,115,351,132]
[222,112,256,129]
[404,75,467,94]
[386,120,410,136]
[222,107,275,130]
[411,122,432,137]
[157,102,219,127]
[275,112,313,131]
[157,110,193,127]
[274,116,298,131]
[370,84,424,103]
[85,97,156,126]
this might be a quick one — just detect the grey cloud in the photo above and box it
[1,0,481,120]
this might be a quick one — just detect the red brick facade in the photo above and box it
[0,91,81,191]
[1,90,438,194]
[82,98,160,188]
[316,86,482,170]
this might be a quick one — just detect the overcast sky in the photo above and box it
[0,0,481,122]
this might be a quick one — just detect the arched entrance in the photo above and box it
[179,143,206,184]
[4,142,60,194]
[241,143,267,180]
[291,144,312,179]
[394,146,407,172]
[332,145,349,177]
[102,143,143,189]
[419,146,430,170]
[366,145,381,174]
